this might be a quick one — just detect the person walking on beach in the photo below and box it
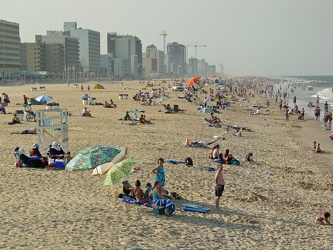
[214,164,225,211]
[324,101,328,114]
[314,106,321,122]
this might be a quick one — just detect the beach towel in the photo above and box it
[121,195,153,207]
[153,198,175,215]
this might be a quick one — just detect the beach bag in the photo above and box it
[329,133,333,141]
[185,157,193,166]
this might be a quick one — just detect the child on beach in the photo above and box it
[315,212,330,225]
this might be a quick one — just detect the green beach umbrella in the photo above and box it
[66,146,120,171]
[103,157,136,186]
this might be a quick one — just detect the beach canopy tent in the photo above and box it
[66,146,120,171]
[93,84,104,89]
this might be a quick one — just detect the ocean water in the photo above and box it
[277,75,333,116]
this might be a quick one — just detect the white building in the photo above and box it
[64,22,100,74]
[145,44,166,77]
[0,19,20,80]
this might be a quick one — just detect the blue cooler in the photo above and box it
[55,159,64,169]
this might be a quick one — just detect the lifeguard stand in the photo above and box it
[35,108,69,155]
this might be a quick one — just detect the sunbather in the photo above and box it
[11,128,37,134]
[11,114,22,124]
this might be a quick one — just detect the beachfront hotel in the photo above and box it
[64,22,101,76]
[0,19,20,80]
[107,32,143,79]
[167,42,186,77]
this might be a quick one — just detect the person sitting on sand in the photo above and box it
[110,99,117,108]
[126,180,151,203]
[103,101,111,108]
[246,153,253,162]
[315,212,331,225]
[222,149,240,165]
[315,143,321,153]
[10,128,37,134]
[139,114,151,124]
[49,141,65,159]
[29,143,43,158]
[11,114,22,124]
[212,144,222,160]
[81,107,91,117]
[209,145,218,159]
[151,181,175,215]
[312,141,317,151]
[64,152,72,165]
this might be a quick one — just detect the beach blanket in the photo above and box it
[121,195,153,207]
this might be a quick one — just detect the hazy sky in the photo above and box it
[2,0,333,76]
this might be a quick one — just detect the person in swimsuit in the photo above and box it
[315,212,330,225]
[152,158,165,187]
[214,164,225,210]
[126,180,151,203]
[151,181,175,215]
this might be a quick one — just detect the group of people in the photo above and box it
[209,144,240,165]
[14,141,72,168]
[103,99,117,108]
[122,158,175,215]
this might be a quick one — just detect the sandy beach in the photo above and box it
[0,80,332,249]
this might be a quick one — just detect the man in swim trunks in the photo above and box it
[214,164,225,211]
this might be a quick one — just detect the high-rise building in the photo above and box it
[64,22,100,74]
[107,32,142,78]
[145,44,166,77]
[25,35,46,72]
[167,42,186,77]
[0,19,20,80]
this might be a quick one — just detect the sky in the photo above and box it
[1,0,333,76]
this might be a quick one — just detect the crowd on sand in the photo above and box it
[2,77,332,225]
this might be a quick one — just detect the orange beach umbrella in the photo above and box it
[185,76,201,86]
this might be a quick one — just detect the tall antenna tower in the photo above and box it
[159,30,167,54]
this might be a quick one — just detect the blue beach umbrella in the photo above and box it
[35,95,53,102]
